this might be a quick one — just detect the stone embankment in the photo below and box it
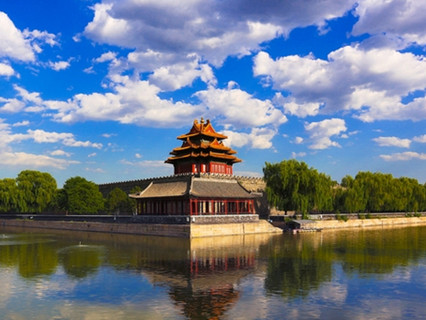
[290,216,426,231]
[0,218,282,238]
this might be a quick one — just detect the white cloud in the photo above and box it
[373,136,411,148]
[274,93,322,117]
[95,51,118,63]
[50,150,71,157]
[48,60,70,71]
[195,86,287,129]
[12,120,30,127]
[3,128,102,149]
[0,62,14,76]
[254,46,426,122]
[353,0,426,46]
[0,151,78,169]
[120,159,169,169]
[85,167,105,173]
[0,98,25,113]
[413,134,426,143]
[51,77,200,127]
[0,12,57,63]
[149,59,216,91]
[101,133,116,138]
[0,12,35,61]
[304,118,347,149]
[22,29,57,47]
[380,152,426,161]
[222,127,277,149]
[294,137,304,144]
[291,151,307,158]
[83,0,353,67]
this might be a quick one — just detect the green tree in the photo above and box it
[106,187,133,214]
[263,160,333,214]
[0,178,20,213]
[63,176,104,214]
[16,170,57,213]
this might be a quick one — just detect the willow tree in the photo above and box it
[0,178,20,213]
[16,170,57,213]
[263,160,333,215]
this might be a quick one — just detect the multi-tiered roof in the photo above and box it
[166,118,241,175]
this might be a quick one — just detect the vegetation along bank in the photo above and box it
[0,159,425,220]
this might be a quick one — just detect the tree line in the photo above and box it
[1,163,425,215]
[264,159,426,215]
[0,170,136,215]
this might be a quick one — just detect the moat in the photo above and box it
[0,225,425,319]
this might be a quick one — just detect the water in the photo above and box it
[0,225,425,319]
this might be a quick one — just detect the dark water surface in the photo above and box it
[0,225,425,319]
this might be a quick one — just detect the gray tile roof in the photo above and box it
[130,175,253,199]
[190,178,253,198]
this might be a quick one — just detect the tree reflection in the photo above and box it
[58,245,104,279]
[0,234,58,279]
[264,227,426,299]
[264,234,333,298]
[333,227,426,276]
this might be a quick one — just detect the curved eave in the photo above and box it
[166,151,242,164]
[177,132,227,140]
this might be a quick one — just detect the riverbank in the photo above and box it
[284,216,426,232]
[0,218,282,238]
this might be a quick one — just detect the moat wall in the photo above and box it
[0,218,282,238]
[294,216,426,230]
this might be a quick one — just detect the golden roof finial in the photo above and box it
[200,117,204,124]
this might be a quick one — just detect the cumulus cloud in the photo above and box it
[413,134,426,143]
[380,152,426,161]
[48,60,70,71]
[149,59,216,91]
[95,51,118,63]
[0,126,102,149]
[0,11,57,62]
[195,86,287,129]
[304,118,347,149]
[51,76,200,127]
[353,0,426,46]
[80,0,354,94]
[84,1,352,62]
[222,127,277,149]
[0,151,78,169]
[294,137,304,144]
[0,12,35,61]
[49,150,71,157]
[0,62,14,77]
[254,46,426,122]
[373,136,411,148]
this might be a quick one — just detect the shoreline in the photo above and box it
[279,216,426,233]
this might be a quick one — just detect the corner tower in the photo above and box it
[165,118,241,175]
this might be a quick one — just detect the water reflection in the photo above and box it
[0,226,425,319]
[58,244,106,279]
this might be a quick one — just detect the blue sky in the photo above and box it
[0,0,425,187]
